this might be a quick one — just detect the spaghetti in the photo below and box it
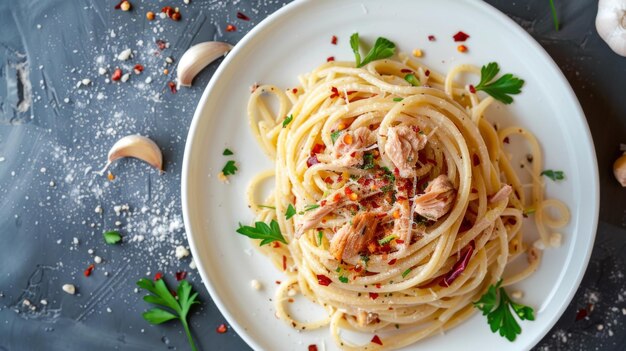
[243,52,569,350]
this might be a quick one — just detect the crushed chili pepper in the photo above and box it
[440,240,475,287]
[216,323,228,333]
[330,86,340,98]
[114,0,125,9]
[503,137,510,144]
[395,239,405,244]
[168,81,177,94]
[375,283,381,289]
[369,292,379,300]
[133,64,144,74]
[331,35,338,45]
[387,258,397,265]
[84,264,95,277]
[282,255,287,271]
[236,11,250,21]
[472,154,480,167]
[400,68,413,73]
[154,271,163,281]
[226,24,236,32]
[161,6,175,17]
[175,271,187,281]
[453,31,470,42]
[327,56,335,62]
[576,304,593,321]
[171,11,181,21]
[316,274,332,286]
[371,335,383,345]
[292,88,298,94]
[111,68,122,81]
[457,45,468,53]
[425,69,430,77]
[469,84,476,94]
[308,345,318,351]
[428,35,436,41]
[156,39,168,50]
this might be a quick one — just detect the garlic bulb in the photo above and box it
[177,41,233,88]
[97,135,163,175]
[596,0,626,56]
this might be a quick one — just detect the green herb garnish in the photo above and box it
[302,204,320,212]
[331,130,343,144]
[404,74,420,86]
[402,268,412,278]
[222,148,234,156]
[549,0,559,31]
[282,114,293,128]
[362,152,375,170]
[338,276,349,283]
[103,230,122,245]
[317,231,323,246]
[541,169,565,181]
[222,160,238,176]
[473,279,535,342]
[236,220,286,246]
[285,204,297,219]
[137,278,200,351]
[257,204,276,210]
[474,62,524,105]
[350,33,396,68]
[393,97,403,102]
[378,234,396,246]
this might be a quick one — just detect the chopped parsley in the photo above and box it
[549,0,559,31]
[222,148,234,156]
[331,130,343,144]
[402,268,412,278]
[338,276,349,283]
[404,74,420,86]
[393,97,403,102]
[282,114,293,128]
[362,152,375,170]
[541,169,565,181]
[301,204,320,213]
[317,231,323,246]
[474,62,524,104]
[378,234,396,246]
[222,160,238,176]
[103,230,122,245]
[473,279,535,341]
[236,220,286,246]
[350,33,396,68]
[285,204,297,220]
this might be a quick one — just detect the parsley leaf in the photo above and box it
[350,33,396,68]
[378,234,396,246]
[474,62,524,104]
[541,169,565,181]
[402,268,412,278]
[473,279,535,342]
[103,230,122,245]
[338,276,349,283]
[222,160,238,176]
[331,130,343,144]
[282,114,293,128]
[285,204,297,220]
[303,204,320,212]
[393,97,403,102]
[404,74,420,86]
[137,278,200,351]
[549,0,559,31]
[222,148,233,156]
[317,231,323,246]
[362,152,375,170]
[236,220,287,246]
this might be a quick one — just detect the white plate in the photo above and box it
[182,0,599,350]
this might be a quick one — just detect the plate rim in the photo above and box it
[181,0,600,350]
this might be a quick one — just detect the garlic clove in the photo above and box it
[613,152,626,187]
[176,41,233,88]
[97,135,163,175]
[596,0,626,56]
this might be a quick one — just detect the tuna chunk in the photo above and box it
[413,175,456,221]
[329,212,379,261]
[384,125,427,178]
[332,127,375,167]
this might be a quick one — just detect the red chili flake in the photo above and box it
[111,68,122,81]
[330,86,339,98]
[469,84,476,94]
[306,155,320,168]
[311,143,326,155]
[216,323,228,333]
[156,39,168,50]
[236,11,250,21]
[428,35,436,41]
[154,272,163,281]
[326,56,335,62]
[320,200,327,206]
[400,68,413,73]
[369,292,379,300]
[275,280,281,285]
[282,255,287,271]
[175,271,187,281]
[375,283,381,289]
[440,240,475,287]
[272,242,281,248]
[353,264,363,273]
[308,345,318,351]
[333,193,342,202]
[344,187,353,195]
[371,335,383,345]
[453,31,470,42]
[425,70,431,77]
[472,154,480,167]
[457,44,468,53]
[575,304,593,321]
[387,258,397,265]
[133,64,144,74]
[324,176,333,184]
[226,24,237,32]
[316,274,332,286]
[84,264,95,277]
[395,239,405,244]
[114,0,124,9]
[161,6,175,18]
[503,137,510,144]
[171,11,181,21]
[331,35,338,45]
[292,88,298,94]
[168,81,177,94]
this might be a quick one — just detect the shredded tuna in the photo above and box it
[356,310,379,327]
[489,184,512,204]
[332,127,375,167]
[384,125,427,178]
[329,212,379,261]
[414,175,456,221]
